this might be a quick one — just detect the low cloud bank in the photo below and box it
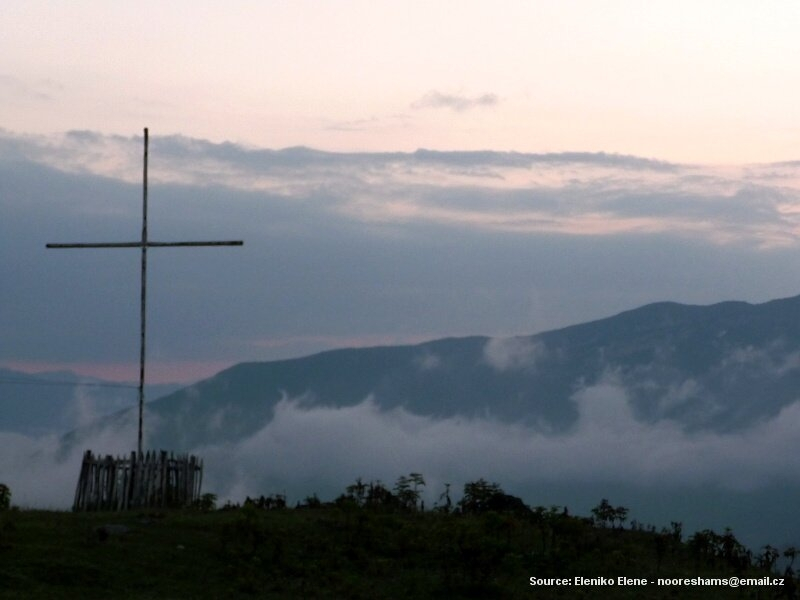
[0,408,140,508]
[5,374,800,515]
[197,376,800,505]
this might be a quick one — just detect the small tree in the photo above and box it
[302,493,322,508]
[459,479,503,514]
[0,484,10,511]
[409,473,425,500]
[591,499,615,528]
[436,483,452,513]
[394,475,414,509]
[346,477,368,507]
[194,492,217,512]
[670,521,683,542]
[613,505,629,529]
[394,473,426,510]
[783,546,797,569]
[366,480,395,507]
[761,545,780,573]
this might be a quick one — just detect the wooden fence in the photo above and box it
[73,450,203,511]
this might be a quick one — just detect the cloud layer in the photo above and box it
[6,130,800,247]
[191,376,800,500]
[412,91,499,111]
[5,373,800,549]
[4,129,800,381]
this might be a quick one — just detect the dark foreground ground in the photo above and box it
[0,504,791,599]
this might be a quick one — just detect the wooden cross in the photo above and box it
[47,128,243,456]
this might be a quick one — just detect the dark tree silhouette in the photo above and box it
[459,479,503,514]
[591,499,615,528]
[784,546,797,570]
[761,544,780,573]
[394,473,425,510]
[437,483,452,513]
[0,484,9,511]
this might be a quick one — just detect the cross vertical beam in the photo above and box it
[47,128,243,456]
[139,127,148,458]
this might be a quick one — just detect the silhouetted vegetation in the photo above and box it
[0,476,795,598]
[0,484,10,511]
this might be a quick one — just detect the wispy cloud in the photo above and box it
[0,74,63,103]
[483,337,545,371]
[411,91,499,112]
[7,129,799,249]
[325,114,411,132]
[0,409,141,508]
[414,351,442,371]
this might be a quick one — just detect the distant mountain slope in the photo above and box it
[0,369,180,435]
[75,294,800,451]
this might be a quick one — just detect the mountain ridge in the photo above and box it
[58,293,800,452]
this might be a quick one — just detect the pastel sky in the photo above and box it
[4,2,800,385]
[3,1,800,163]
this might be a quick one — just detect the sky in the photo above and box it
[3,1,800,163]
[7,4,800,547]
[3,1,800,385]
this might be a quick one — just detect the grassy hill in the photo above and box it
[0,488,792,599]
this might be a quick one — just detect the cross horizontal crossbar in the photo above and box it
[47,241,243,248]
